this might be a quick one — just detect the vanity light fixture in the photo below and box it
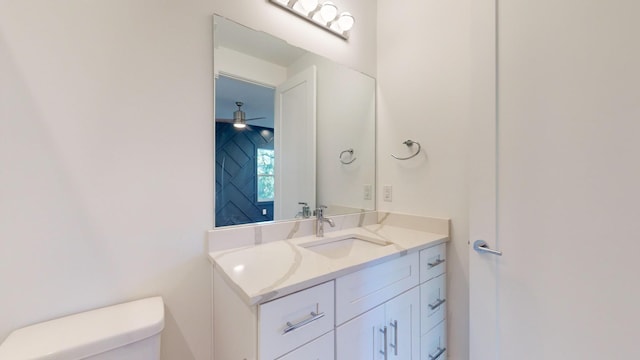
[269,0,355,39]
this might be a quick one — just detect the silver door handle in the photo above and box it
[473,240,502,256]
[282,311,325,334]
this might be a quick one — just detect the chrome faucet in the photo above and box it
[315,205,335,237]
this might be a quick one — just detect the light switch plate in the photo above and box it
[363,184,372,200]
[383,185,392,202]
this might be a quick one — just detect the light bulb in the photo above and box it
[337,12,354,31]
[319,2,338,22]
[234,122,247,129]
[298,0,319,13]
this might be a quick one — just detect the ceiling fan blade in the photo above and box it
[215,118,235,123]
[246,117,267,121]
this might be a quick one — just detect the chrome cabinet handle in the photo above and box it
[379,326,388,360]
[473,240,503,256]
[282,311,325,334]
[429,347,446,360]
[389,320,398,355]
[428,298,446,311]
[427,258,446,268]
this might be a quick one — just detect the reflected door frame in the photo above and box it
[274,66,317,221]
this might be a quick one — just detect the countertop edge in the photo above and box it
[209,225,449,307]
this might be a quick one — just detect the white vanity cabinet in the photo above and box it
[336,287,420,360]
[278,331,335,360]
[422,322,447,360]
[419,243,447,359]
[212,240,448,360]
[212,271,335,360]
[335,252,421,360]
[259,281,335,359]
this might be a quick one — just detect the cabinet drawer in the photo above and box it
[420,243,446,283]
[421,273,446,334]
[421,320,447,360]
[259,281,335,360]
[277,331,334,360]
[336,252,419,325]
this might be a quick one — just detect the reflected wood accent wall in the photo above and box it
[216,123,274,226]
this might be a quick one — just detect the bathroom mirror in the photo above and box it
[214,15,375,227]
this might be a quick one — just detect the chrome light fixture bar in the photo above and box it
[270,0,355,40]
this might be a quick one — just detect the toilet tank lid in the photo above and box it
[0,296,164,360]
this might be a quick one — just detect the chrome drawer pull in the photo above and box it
[429,347,446,360]
[389,320,398,355]
[427,258,445,268]
[428,298,446,310]
[379,326,388,360]
[282,311,325,334]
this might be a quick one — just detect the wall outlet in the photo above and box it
[363,184,372,200]
[383,185,392,202]
[262,209,267,215]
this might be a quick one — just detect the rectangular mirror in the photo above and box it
[214,15,375,227]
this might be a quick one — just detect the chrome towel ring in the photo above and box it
[339,148,357,164]
[391,140,421,160]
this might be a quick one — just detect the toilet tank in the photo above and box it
[0,296,164,360]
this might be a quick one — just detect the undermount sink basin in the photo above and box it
[300,234,392,259]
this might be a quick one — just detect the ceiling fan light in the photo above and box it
[319,2,338,22]
[337,12,354,31]
[233,122,247,129]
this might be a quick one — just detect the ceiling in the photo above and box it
[215,75,275,129]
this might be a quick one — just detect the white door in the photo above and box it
[274,66,317,221]
[470,0,640,359]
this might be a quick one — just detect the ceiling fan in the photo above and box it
[216,101,266,129]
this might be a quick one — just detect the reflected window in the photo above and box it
[257,148,275,202]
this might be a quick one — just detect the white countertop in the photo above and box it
[208,224,448,306]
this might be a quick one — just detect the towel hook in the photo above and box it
[391,140,421,160]
[339,148,357,164]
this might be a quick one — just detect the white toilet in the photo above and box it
[0,296,164,360]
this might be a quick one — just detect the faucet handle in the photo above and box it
[315,205,327,217]
[298,202,311,218]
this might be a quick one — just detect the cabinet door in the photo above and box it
[421,321,447,360]
[336,304,385,360]
[419,244,446,283]
[259,281,335,360]
[277,331,334,360]
[420,274,447,335]
[385,288,420,360]
[336,253,419,325]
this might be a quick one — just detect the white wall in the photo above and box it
[0,1,376,360]
[214,0,377,77]
[0,1,215,359]
[376,0,471,359]
[215,47,287,88]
